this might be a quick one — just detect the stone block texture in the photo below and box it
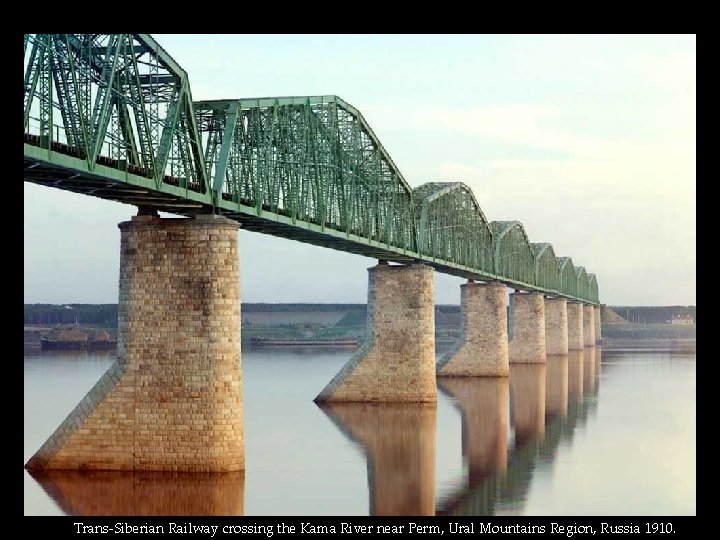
[315,263,437,402]
[26,214,244,472]
[567,303,584,351]
[583,305,596,346]
[509,292,546,364]
[594,305,602,343]
[544,297,569,356]
[437,281,509,377]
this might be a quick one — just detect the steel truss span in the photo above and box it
[23,33,599,304]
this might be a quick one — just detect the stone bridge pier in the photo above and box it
[544,297,569,356]
[436,281,509,377]
[26,213,244,472]
[509,291,546,363]
[583,304,596,346]
[314,262,437,402]
[567,302,584,351]
[594,305,602,344]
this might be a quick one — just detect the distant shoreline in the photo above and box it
[601,337,695,352]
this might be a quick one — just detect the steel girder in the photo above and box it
[23,34,600,304]
[587,273,599,303]
[531,243,561,293]
[575,266,590,301]
[413,182,494,275]
[558,257,578,299]
[490,221,536,288]
[24,33,208,206]
[194,96,416,253]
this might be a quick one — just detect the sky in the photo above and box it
[23,34,696,306]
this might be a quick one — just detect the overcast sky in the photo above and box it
[24,34,695,306]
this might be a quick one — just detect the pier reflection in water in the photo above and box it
[438,348,601,516]
[510,364,547,445]
[545,355,569,419]
[568,349,585,402]
[29,470,245,515]
[584,346,597,397]
[436,377,509,516]
[26,346,695,515]
[317,402,436,516]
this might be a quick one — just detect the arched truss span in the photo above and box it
[413,182,493,274]
[558,257,577,299]
[490,221,535,287]
[575,266,589,301]
[531,243,560,293]
[587,273,599,304]
[24,34,600,304]
[195,96,417,253]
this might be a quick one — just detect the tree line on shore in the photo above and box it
[25,303,696,328]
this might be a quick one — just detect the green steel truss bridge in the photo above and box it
[24,34,599,304]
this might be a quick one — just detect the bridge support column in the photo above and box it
[594,305,602,344]
[544,297,569,356]
[583,304,596,347]
[567,302,584,351]
[26,214,244,472]
[437,281,508,377]
[509,291,546,363]
[315,263,436,402]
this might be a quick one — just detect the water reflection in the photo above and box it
[438,354,602,516]
[545,356,569,419]
[436,378,509,516]
[28,470,245,515]
[568,349,585,402]
[317,402,436,516]
[584,346,597,397]
[438,378,509,482]
[510,364,546,445]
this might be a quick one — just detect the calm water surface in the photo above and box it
[24,347,695,515]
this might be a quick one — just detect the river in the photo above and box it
[24,347,695,515]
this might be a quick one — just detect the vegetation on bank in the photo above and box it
[24,304,117,326]
[25,304,696,344]
[24,303,369,326]
[601,323,695,340]
[609,305,695,324]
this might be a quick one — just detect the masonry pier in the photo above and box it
[26,214,244,472]
[594,305,602,344]
[314,263,437,402]
[437,281,509,377]
[544,297,569,356]
[509,291,546,363]
[583,305,596,347]
[567,302,584,351]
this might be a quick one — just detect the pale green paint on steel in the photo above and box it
[558,257,578,299]
[587,273,599,305]
[194,96,416,253]
[575,266,590,301]
[24,33,208,194]
[531,242,560,293]
[23,33,600,304]
[413,182,494,275]
[490,221,536,288]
